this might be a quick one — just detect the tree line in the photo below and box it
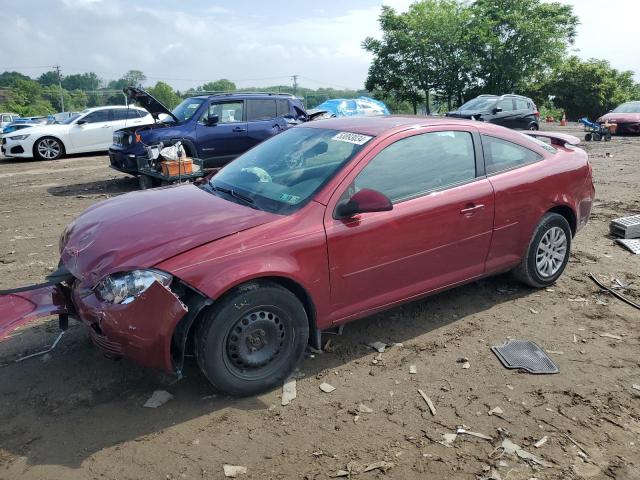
[364,0,640,119]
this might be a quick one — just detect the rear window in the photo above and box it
[515,99,528,110]
[247,99,277,121]
[482,135,542,174]
[276,99,290,116]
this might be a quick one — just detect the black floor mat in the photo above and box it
[491,340,559,374]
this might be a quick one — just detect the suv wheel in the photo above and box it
[528,122,539,131]
[34,137,64,160]
[195,281,309,396]
[513,213,571,288]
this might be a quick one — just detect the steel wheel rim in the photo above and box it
[38,139,60,159]
[535,226,567,278]
[224,308,289,380]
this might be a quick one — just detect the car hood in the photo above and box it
[60,184,279,285]
[7,124,69,137]
[123,87,178,122]
[597,112,640,123]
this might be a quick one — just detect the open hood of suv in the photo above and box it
[123,87,178,122]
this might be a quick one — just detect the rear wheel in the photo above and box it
[34,136,64,160]
[604,132,612,141]
[138,175,154,190]
[195,281,309,396]
[584,133,592,141]
[513,213,572,288]
[528,122,539,131]
[593,132,602,141]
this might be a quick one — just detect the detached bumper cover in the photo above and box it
[0,283,73,340]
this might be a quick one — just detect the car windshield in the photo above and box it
[612,102,640,113]
[206,127,373,214]
[459,97,498,111]
[60,113,83,125]
[166,98,205,123]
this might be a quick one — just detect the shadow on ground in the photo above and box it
[47,177,138,197]
[0,273,530,468]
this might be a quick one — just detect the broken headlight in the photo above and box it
[95,269,172,305]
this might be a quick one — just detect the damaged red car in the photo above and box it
[0,117,595,396]
[597,101,640,134]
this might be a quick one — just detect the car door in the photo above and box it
[513,98,531,129]
[491,99,517,128]
[246,98,286,149]
[195,100,247,166]
[69,109,112,151]
[111,108,146,133]
[324,127,495,323]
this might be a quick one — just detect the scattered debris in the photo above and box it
[488,406,504,416]
[590,273,640,310]
[13,331,65,364]
[491,340,559,374]
[368,341,387,353]
[143,390,174,408]
[457,428,492,441]
[363,461,394,473]
[281,378,297,406]
[568,297,588,303]
[223,465,247,477]
[529,308,539,314]
[573,334,578,343]
[417,389,437,416]
[409,365,417,374]
[329,470,349,478]
[534,436,548,448]
[609,214,640,239]
[599,332,622,340]
[319,382,336,393]
[632,384,640,392]
[498,438,550,467]
[456,356,468,363]
[358,403,374,414]
[546,350,564,355]
[440,433,458,447]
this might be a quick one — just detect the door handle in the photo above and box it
[232,127,246,132]
[460,204,485,215]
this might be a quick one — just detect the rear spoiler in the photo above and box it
[523,131,580,147]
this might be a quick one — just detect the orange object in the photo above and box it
[560,112,567,126]
[161,158,193,176]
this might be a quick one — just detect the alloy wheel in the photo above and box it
[37,138,61,159]
[535,226,567,278]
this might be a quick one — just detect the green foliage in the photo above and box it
[200,78,237,92]
[37,70,61,87]
[0,71,31,88]
[147,81,182,109]
[547,56,639,120]
[62,72,100,91]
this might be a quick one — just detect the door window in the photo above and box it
[351,131,476,203]
[204,102,244,123]
[2,115,10,122]
[497,99,514,111]
[247,99,277,121]
[515,99,528,110]
[112,108,142,120]
[83,110,111,123]
[482,135,542,174]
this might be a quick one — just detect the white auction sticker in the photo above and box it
[332,132,373,145]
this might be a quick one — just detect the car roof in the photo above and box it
[299,115,495,136]
[191,92,297,101]
[85,105,146,111]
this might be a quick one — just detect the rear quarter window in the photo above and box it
[482,135,543,174]
[247,99,277,121]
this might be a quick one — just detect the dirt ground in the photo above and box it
[0,124,638,480]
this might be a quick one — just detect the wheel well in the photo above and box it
[32,135,66,156]
[548,205,576,236]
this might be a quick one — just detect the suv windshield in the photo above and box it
[206,127,372,214]
[459,97,498,111]
[612,102,640,113]
[166,98,205,123]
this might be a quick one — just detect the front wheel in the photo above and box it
[195,281,309,396]
[584,133,592,141]
[513,213,572,288]
[528,122,539,131]
[34,136,64,160]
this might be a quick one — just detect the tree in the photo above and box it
[201,78,237,92]
[109,70,147,90]
[0,71,31,88]
[38,70,61,87]
[469,0,578,93]
[62,72,100,91]
[548,56,640,119]
[147,81,181,109]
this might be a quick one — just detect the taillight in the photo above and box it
[135,134,142,143]
[534,111,540,118]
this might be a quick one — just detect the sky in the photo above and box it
[1,0,638,91]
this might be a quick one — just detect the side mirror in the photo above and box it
[206,114,219,126]
[335,188,393,219]
[492,106,503,114]
[76,119,88,125]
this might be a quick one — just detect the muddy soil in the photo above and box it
[0,125,638,480]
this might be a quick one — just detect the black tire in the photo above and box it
[584,133,592,141]
[604,132,612,141]
[138,175,154,190]
[33,136,64,160]
[513,213,572,288]
[194,281,309,396]
[528,122,539,131]
[593,132,602,141]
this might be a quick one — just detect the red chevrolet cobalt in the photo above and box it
[0,117,594,395]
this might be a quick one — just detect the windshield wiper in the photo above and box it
[209,184,255,205]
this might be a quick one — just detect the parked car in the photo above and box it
[0,117,594,396]
[1,122,42,136]
[597,101,640,134]
[50,111,81,124]
[1,106,153,160]
[109,88,309,179]
[0,113,20,129]
[309,96,390,118]
[446,94,540,130]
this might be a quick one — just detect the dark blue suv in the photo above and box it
[109,88,308,177]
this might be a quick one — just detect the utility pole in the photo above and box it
[54,64,64,112]
[292,75,298,97]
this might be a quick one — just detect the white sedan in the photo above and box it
[1,106,153,160]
